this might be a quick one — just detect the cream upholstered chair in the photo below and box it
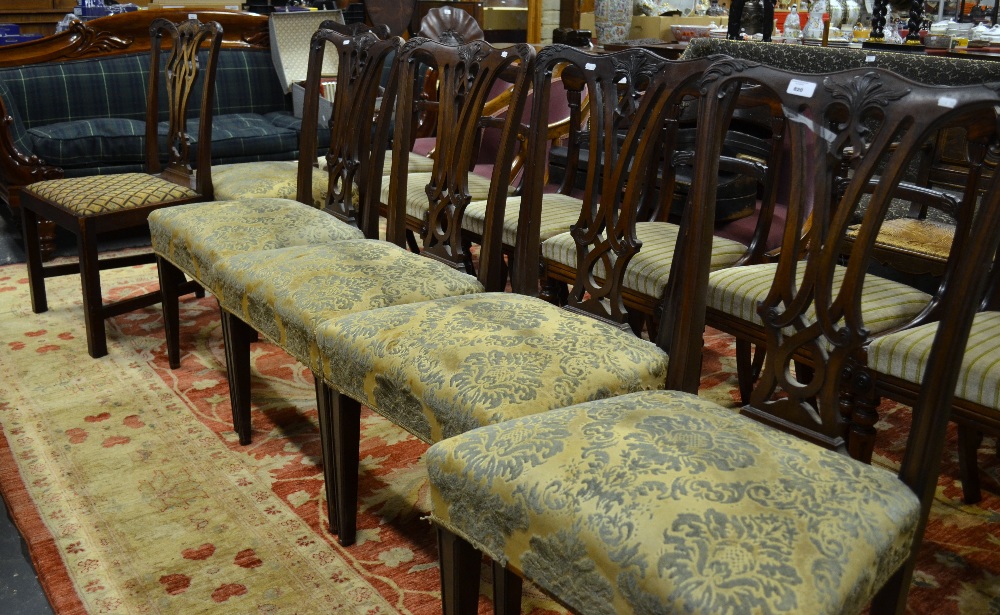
[425,61,1000,615]
[207,39,534,469]
[19,18,222,359]
[312,46,721,546]
[150,27,401,368]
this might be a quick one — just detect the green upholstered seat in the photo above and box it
[462,193,583,246]
[544,221,747,297]
[427,389,920,615]
[212,158,332,206]
[314,292,669,443]
[149,198,364,293]
[869,311,1000,409]
[707,263,931,335]
[24,173,199,216]
[379,171,495,222]
[210,240,486,370]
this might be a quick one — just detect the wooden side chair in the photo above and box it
[149,28,402,369]
[311,46,720,546]
[209,21,392,206]
[425,61,1000,615]
[19,18,222,359]
[206,38,534,458]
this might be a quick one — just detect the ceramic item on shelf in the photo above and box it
[844,0,861,26]
[802,0,826,39]
[706,0,728,16]
[740,0,766,34]
[828,0,845,27]
[594,0,633,44]
[636,0,679,16]
[784,4,803,38]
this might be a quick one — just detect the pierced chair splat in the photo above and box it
[19,17,223,359]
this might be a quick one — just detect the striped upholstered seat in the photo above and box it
[380,151,436,176]
[462,193,583,246]
[544,221,748,298]
[379,171,498,223]
[869,311,1000,409]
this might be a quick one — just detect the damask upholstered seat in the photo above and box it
[314,47,722,547]
[427,62,1000,615]
[18,18,223,359]
[150,27,401,368]
[427,391,921,615]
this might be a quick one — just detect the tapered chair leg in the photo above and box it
[314,378,340,534]
[492,560,522,615]
[78,222,108,359]
[20,206,48,314]
[735,340,757,403]
[957,425,983,505]
[332,391,361,546]
[870,559,914,615]
[220,308,255,445]
[438,527,481,615]
[157,256,184,369]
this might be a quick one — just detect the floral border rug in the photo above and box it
[0,261,997,614]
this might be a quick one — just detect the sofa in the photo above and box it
[0,8,324,258]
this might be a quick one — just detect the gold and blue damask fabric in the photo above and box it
[870,311,1000,409]
[544,221,748,298]
[211,241,485,371]
[427,390,920,615]
[212,159,333,206]
[26,173,199,216]
[315,293,669,444]
[149,198,364,292]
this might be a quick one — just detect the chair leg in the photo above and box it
[77,223,108,359]
[492,560,522,615]
[314,377,339,534]
[331,391,361,546]
[156,256,183,369]
[220,308,254,445]
[869,559,914,615]
[735,340,760,403]
[20,206,48,314]
[957,425,983,505]
[437,527,482,615]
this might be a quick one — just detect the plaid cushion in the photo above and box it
[0,77,33,156]
[161,114,299,161]
[211,49,289,117]
[265,111,331,151]
[28,118,146,169]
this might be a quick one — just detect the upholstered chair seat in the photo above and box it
[314,292,669,443]
[427,389,920,615]
[212,158,331,205]
[25,173,199,216]
[870,311,1000,409]
[380,151,436,176]
[462,193,582,246]
[149,198,364,293]
[846,218,955,264]
[544,221,748,297]
[379,171,497,222]
[210,241,487,371]
[707,263,932,336]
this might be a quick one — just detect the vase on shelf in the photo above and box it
[594,0,633,45]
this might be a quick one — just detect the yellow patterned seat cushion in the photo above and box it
[149,198,364,293]
[211,241,485,370]
[869,311,1000,409]
[707,263,931,337]
[24,173,199,216]
[427,389,920,615]
[315,292,669,443]
[462,193,582,246]
[380,151,436,176]
[846,218,954,263]
[543,222,747,298]
[212,159,334,206]
[380,172,505,223]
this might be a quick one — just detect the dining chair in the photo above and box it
[206,38,534,466]
[425,60,1000,615]
[19,17,222,359]
[312,46,722,546]
[149,27,402,369]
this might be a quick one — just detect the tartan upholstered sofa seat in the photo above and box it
[0,48,314,179]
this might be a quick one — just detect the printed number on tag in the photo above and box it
[787,79,817,98]
[585,62,597,71]
[938,96,958,108]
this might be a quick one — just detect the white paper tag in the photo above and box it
[584,62,597,71]
[343,40,351,45]
[787,79,817,98]
[444,8,452,14]
[189,13,197,20]
[938,96,958,108]
[865,55,876,62]
[501,51,508,57]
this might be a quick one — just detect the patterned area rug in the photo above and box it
[0,261,998,614]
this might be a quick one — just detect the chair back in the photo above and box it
[145,18,222,198]
[296,26,402,238]
[685,59,1000,450]
[375,38,535,286]
[514,47,715,325]
[416,6,484,44]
